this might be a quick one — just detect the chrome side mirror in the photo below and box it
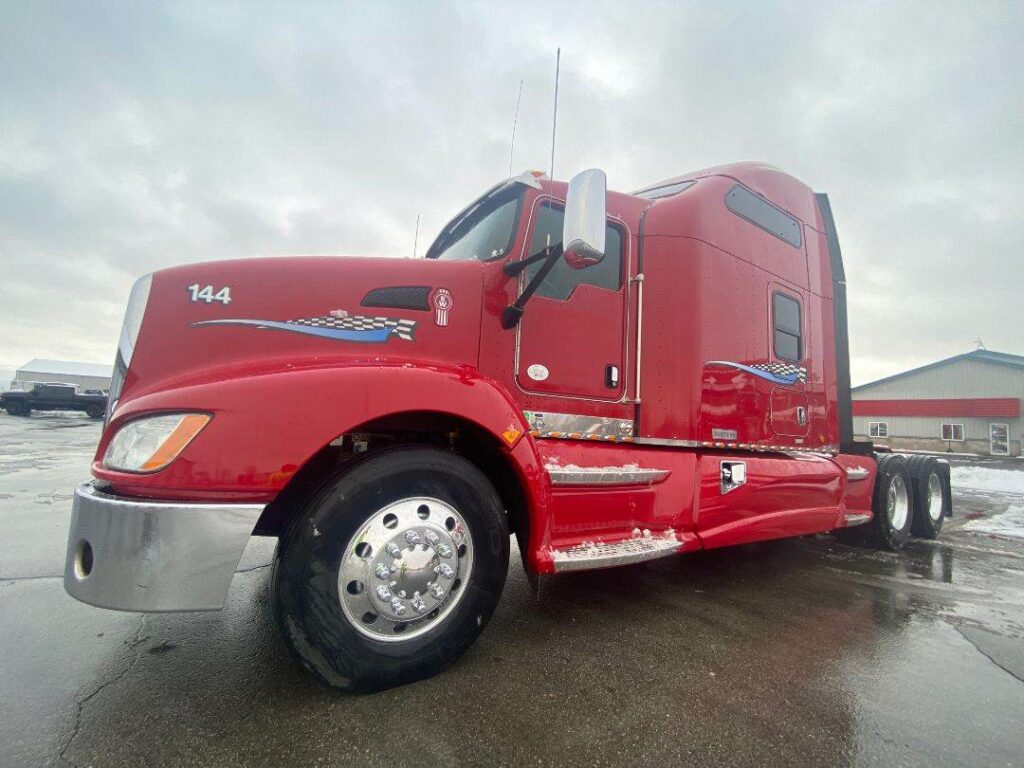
[562,169,606,269]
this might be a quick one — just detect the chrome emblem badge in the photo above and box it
[432,288,453,327]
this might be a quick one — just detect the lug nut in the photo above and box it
[436,543,452,558]
[374,564,390,579]
[376,585,393,601]
[386,543,401,557]
[429,585,445,599]
[390,599,406,616]
[424,530,440,545]
[405,530,421,545]
[435,563,454,579]
[412,596,428,613]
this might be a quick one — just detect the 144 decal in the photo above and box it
[187,284,232,305]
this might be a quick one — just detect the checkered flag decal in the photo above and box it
[751,362,807,382]
[288,313,417,341]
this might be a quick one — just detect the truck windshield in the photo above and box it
[426,183,523,262]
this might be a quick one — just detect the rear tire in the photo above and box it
[868,454,914,551]
[272,447,509,692]
[85,404,104,419]
[909,456,947,539]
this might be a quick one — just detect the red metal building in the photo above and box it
[853,349,1024,456]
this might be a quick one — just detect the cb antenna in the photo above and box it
[550,48,560,180]
[509,79,524,178]
[412,213,420,258]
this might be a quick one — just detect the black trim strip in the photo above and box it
[361,286,431,311]
[815,192,854,448]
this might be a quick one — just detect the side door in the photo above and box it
[990,423,1010,456]
[515,200,628,401]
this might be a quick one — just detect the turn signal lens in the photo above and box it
[103,413,211,473]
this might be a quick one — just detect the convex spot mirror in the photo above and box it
[562,168,607,269]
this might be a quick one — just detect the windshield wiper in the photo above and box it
[501,243,563,329]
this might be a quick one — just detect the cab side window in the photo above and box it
[773,292,802,361]
[523,202,623,301]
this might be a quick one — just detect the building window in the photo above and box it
[772,292,802,362]
[869,422,889,438]
[941,423,965,442]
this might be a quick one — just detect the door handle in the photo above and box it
[605,365,619,388]
[796,406,807,426]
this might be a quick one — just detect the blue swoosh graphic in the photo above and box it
[705,360,800,385]
[192,318,396,343]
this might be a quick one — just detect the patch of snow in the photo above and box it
[964,505,1024,540]
[951,466,1024,496]
[543,462,657,475]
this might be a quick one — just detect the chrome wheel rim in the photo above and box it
[888,475,909,530]
[338,497,473,642]
[927,473,944,521]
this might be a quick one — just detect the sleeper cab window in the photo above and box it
[725,184,802,248]
[772,292,802,362]
[523,202,624,301]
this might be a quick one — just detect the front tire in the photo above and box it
[5,401,30,417]
[868,454,914,551]
[272,447,509,692]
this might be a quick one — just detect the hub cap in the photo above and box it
[927,472,944,521]
[887,475,909,530]
[338,497,473,642]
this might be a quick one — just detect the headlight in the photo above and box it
[103,413,211,473]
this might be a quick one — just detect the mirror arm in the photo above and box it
[501,243,563,329]
[503,248,550,277]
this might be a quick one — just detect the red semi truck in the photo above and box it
[64,162,952,691]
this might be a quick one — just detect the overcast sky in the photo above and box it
[1,1,1021,384]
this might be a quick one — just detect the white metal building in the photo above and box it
[13,359,113,392]
[852,349,1024,457]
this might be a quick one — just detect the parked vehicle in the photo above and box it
[2,382,107,419]
[63,163,952,691]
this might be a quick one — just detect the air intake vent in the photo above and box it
[361,286,431,311]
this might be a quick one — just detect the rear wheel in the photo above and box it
[868,454,913,551]
[85,403,104,419]
[272,447,509,692]
[909,456,946,539]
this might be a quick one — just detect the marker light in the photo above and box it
[103,413,211,473]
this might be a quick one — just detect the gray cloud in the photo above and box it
[1,0,1021,383]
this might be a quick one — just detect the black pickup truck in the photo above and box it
[1,383,107,419]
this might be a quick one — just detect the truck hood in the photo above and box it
[120,256,484,406]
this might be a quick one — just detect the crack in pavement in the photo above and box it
[951,623,1024,685]
[234,562,272,574]
[57,615,149,768]
[0,574,63,584]
[2,563,273,586]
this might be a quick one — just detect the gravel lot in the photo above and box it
[1,413,1023,767]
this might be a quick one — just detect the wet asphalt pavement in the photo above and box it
[1,415,1023,767]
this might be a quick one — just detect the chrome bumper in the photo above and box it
[64,483,264,612]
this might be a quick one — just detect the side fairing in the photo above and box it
[636,171,839,451]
